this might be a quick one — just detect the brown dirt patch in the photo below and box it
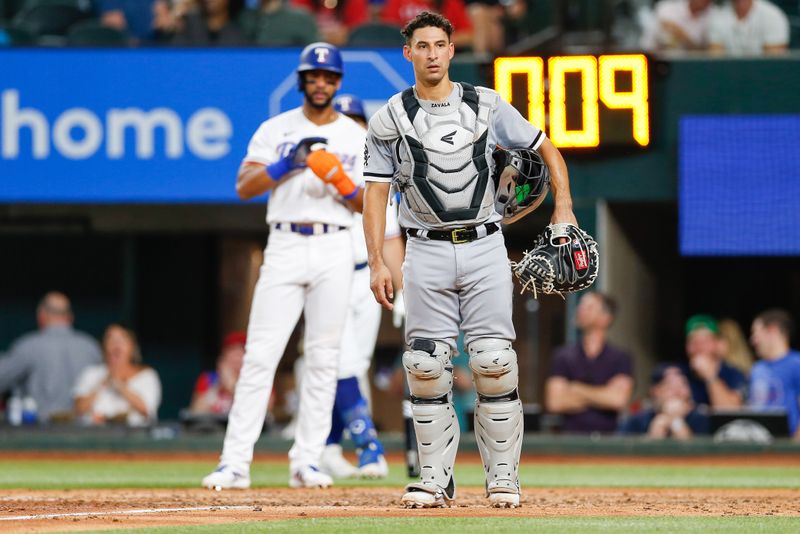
[1,486,799,532]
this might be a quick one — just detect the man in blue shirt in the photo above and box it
[749,309,800,439]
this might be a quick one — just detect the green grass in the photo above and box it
[0,460,798,489]
[90,517,800,534]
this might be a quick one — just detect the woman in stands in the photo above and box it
[74,324,162,427]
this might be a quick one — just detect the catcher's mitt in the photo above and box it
[511,223,599,298]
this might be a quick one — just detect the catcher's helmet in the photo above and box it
[297,42,343,89]
[492,146,550,224]
[333,94,366,122]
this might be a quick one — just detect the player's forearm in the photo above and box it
[343,186,364,213]
[539,138,573,211]
[236,163,279,200]
[382,236,405,290]
[364,182,390,268]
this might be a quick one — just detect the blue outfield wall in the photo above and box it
[0,48,414,203]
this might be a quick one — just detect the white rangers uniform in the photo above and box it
[219,108,365,476]
[339,206,401,383]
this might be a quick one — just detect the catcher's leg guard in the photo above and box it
[469,338,523,507]
[401,339,459,507]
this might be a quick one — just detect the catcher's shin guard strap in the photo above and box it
[474,396,523,496]
[468,338,518,397]
[406,400,459,498]
[403,339,453,399]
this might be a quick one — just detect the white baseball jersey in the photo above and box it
[245,108,366,227]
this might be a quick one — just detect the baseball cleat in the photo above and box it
[356,443,389,479]
[401,479,455,509]
[201,465,251,490]
[488,492,520,508]
[289,465,333,488]
[401,489,450,508]
[357,454,389,479]
[320,444,358,479]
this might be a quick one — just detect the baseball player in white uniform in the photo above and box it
[363,12,578,508]
[202,42,366,490]
[319,95,405,480]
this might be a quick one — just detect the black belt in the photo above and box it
[406,223,500,244]
[354,261,368,271]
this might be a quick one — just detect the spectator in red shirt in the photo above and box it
[291,0,370,46]
[189,332,246,416]
[380,0,473,48]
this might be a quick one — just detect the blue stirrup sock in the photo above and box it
[326,377,384,458]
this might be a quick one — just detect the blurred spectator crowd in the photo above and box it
[0,1,797,57]
[544,292,800,442]
[0,291,250,429]
[1,290,798,444]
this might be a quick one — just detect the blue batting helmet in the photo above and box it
[334,94,366,121]
[297,42,343,79]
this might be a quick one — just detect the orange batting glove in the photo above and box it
[306,149,359,199]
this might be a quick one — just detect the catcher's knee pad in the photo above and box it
[468,338,518,397]
[403,339,453,400]
[406,398,460,499]
[474,395,523,496]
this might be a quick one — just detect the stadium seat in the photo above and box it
[67,20,128,47]
[250,7,319,46]
[347,22,404,47]
[12,4,89,37]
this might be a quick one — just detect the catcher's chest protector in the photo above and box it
[387,83,498,228]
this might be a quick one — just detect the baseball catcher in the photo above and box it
[511,223,599,298]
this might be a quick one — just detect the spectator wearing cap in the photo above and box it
[748,309,800,439]
[681,314,746,409]
[0,292,102,423]
[189,332,247,416]
[618,365,709,439]
[545,292,634,434]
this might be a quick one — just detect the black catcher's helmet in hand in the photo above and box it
[511,223,599,298]
[492,146,550,224]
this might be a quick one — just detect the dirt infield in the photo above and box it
[2,452,799,532]
[2,486,800,532]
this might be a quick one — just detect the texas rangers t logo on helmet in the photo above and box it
[337,96,353,112]
[315,48,330,63]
